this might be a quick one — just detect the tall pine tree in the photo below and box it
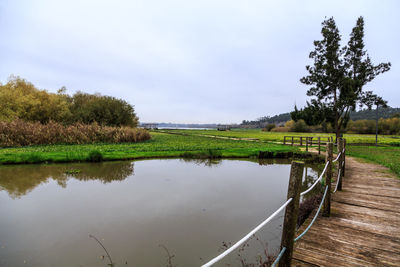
[300,17,391,139]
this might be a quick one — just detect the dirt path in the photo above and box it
[292,157,400,266]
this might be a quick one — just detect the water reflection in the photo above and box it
[0,159,321,267]
[0,161,134,198]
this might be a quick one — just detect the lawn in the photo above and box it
[0,132,299,164]
[157,128,400,145]
[346,145,400,177]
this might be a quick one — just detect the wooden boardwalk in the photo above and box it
[292,157,400,266]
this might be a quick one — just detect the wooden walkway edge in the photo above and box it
[292,157,400,266]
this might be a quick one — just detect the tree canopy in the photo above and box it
[0,76,139,127]
[298,17,391,138]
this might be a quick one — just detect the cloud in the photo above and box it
[1,0,399,123]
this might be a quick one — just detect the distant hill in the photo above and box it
[241,107,400,128]
[349,107,400,121]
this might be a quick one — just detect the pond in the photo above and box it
[0,159,322,267]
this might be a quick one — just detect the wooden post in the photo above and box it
[300,137,303,146]
[318,137,321,155]
[342,139,346,177]
[305,137,308,152]
[279,161,303,267]
[323,142,333,217]
[291,137,294,146]
[337,138,343,191]
[283,136,286,145]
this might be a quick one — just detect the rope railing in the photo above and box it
[300,161,329,196]
[332,152,341,162]
[271,247,286,267]
[271,140,346,266]
[333,168,341,193]
[200,198,293,267]
[294,186,329,242]
[202,140,346,267]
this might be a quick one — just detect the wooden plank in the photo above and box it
[331,202,400,224]
[333,194,400,213]
[291,259,318,267]
[303,220,400,253]
[292,154,400,267]
[293,246,376,267]
[295,236,399,267]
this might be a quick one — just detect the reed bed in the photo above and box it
[0,120,150,147]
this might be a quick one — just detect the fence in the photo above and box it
[283,136,334,154]
[201,138,346,267]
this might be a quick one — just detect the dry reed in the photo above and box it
[0,120,150,147]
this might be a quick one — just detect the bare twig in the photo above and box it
[89,234,114,267]
[159,244,175,267]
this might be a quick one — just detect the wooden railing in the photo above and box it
[283,136,334,154]
[201,139,347,267]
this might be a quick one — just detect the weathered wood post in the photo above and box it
[305,137,309,152]
[318,137,321,155]
[283,136,286,145]
[300,137,303,146]
[342,139,346,177]
[323,142,333,217]
[291,136,294,146]
[279,161,303,267]
[337,138,344,191]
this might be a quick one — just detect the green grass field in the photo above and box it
[154,129,400,177]
[157,128,400,145]
[346,146,400,177]
[0,132,299,164]
[1,129,399,178]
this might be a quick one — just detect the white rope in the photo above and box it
[332,152,341,162]
[300,161,329,196]
[201,198,293,267]
[333,168,341,193]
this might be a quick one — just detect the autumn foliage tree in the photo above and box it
[0,76,139,127]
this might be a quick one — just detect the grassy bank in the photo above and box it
[0,132,300,164]
[346,146,400,177]
[157,129,400,145]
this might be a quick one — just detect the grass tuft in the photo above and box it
[87,150,104,162]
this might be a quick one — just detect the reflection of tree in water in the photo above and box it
[0,161,134,198]
[180,158,222,167]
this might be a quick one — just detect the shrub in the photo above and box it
[290,119,310,132]
[87,150,104,162]
[262,123,276,132]
[271,126,290,132]
[0,120,151,147]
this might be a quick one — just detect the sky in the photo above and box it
[0,0,399,124]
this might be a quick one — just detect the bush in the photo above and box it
[87,150,104,162]
[271,126,290,132]
[290,119,310,132]
[0,120,151,147]
[262,123,276,132]
[0,75,139,127]
[345,118,400,135]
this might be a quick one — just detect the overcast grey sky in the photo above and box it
[0,0,398,123]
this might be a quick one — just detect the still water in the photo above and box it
[0,159,321,267]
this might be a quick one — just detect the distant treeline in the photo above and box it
[243,108,400,128]
[0,75,138,127]
[241,113,291,128]
[263,117,400,135]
